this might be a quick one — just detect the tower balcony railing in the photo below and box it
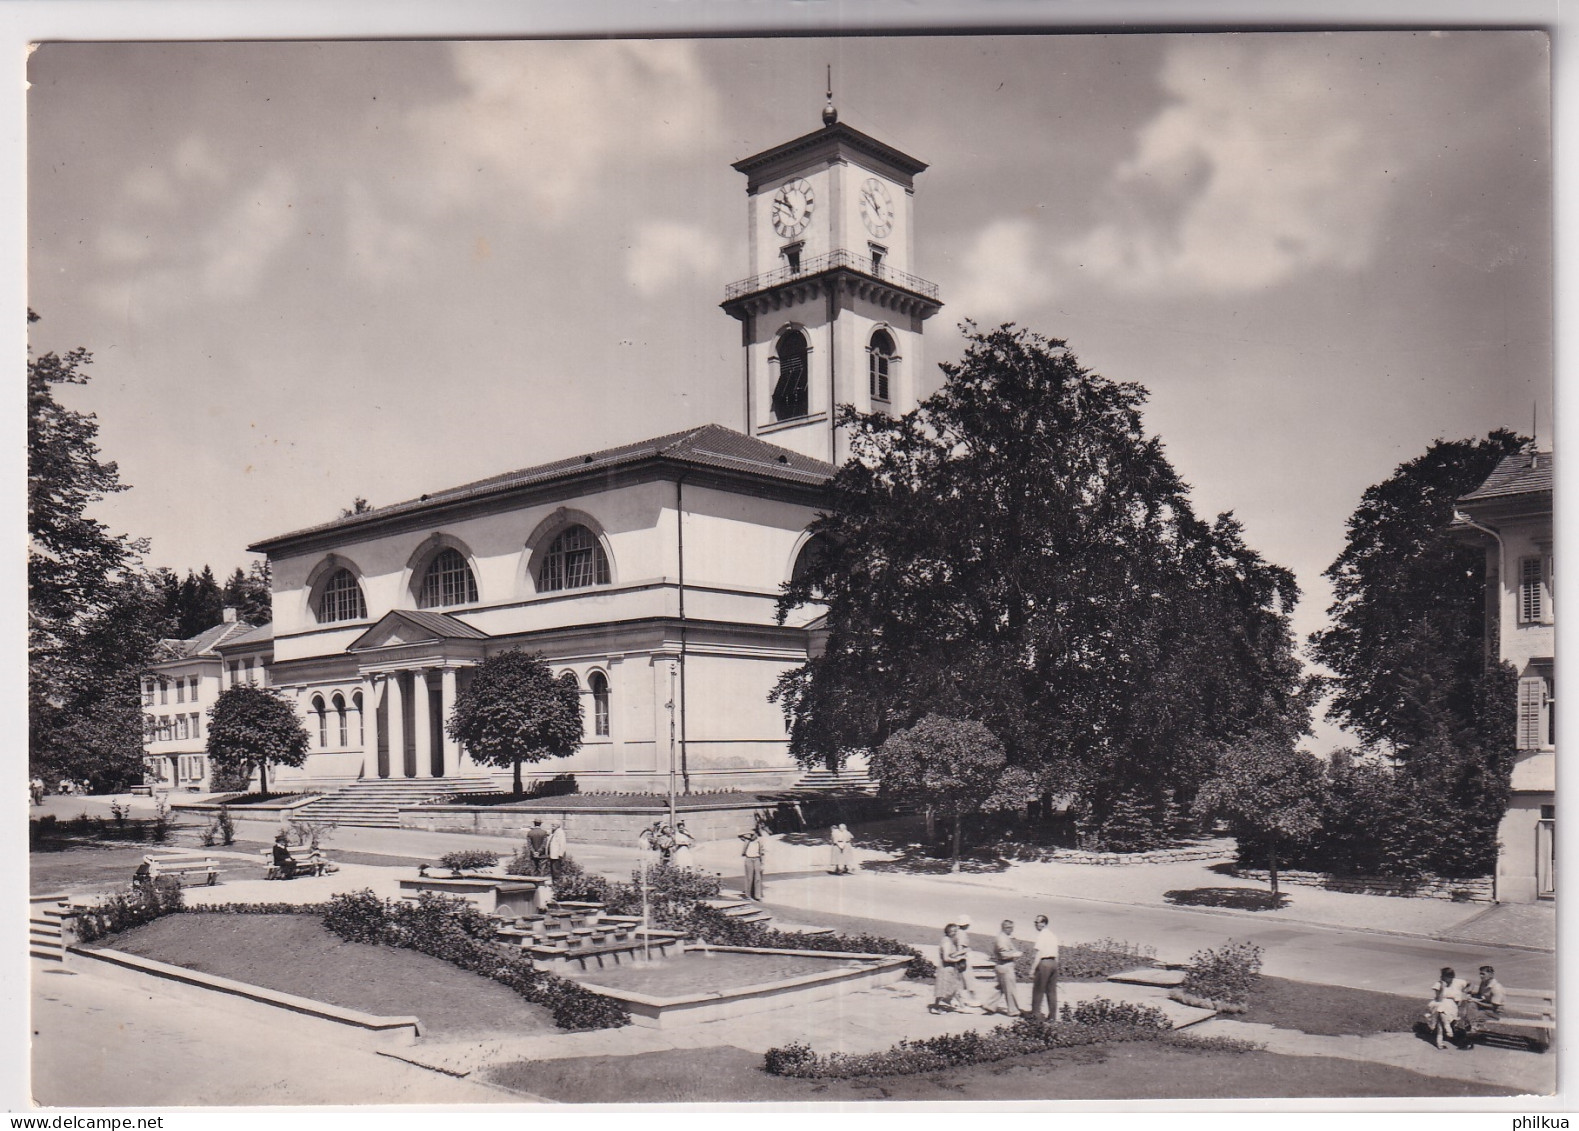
[723,249,940,303]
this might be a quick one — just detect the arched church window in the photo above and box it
[312,695,328,748]
[333,693,348,747]
[772,330,810,420]
[539,525,611,592]
[419,548,478,608]
[590,671,611,737]
[318,568,368,623]
[353,690,365,746]
[868,329,896,402]
[791,533,832,595]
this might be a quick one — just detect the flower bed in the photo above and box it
[763,1000,1257,1079]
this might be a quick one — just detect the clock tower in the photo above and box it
[722,99,942,465]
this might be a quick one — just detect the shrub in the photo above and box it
[320,890,629,1031]
[286,817,336,850]
[439,849,501,874]
[1179,940,1263,1006]
[1059,997,1170,1030]
[73,878,184,943]
[664,902,936,981]
[201,805,237,848]
[633,863,722,903]
[1058,938,1158,981]
[763,1005,1223,1079]
[543,855,612,904]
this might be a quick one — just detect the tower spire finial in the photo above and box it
[822,64,837,126]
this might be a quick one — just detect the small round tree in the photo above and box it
[1192,738,1326,897]
[446,650,583,795]
[205,684,310,795]
[872,713,1036,872]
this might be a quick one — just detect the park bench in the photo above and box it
[1464,987,1554,1052]
[135,854,219,888]
[260,847,336,880]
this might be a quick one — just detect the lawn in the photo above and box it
[95,912,558,1039]
[30,839,430,895]
[1241,976,1423,1037]
[486,1043,1514,1102]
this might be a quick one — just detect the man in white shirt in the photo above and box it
[1029,913,1060,1019]
[742,830,765,900]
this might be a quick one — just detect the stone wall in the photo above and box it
[998,839,1236,866]
[399,800,775,844]
[1233,867,1494,902]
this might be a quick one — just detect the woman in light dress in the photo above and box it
[931,923,969,1014]
[671,821,696,869]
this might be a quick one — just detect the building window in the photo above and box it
[334,693,348,747]
[142,679,153,706]
[189,677,199,703]
[590,671,610,737]
[782,241,803,273]
[868,242,886,271]
[319,569,368,623]
[868,328,896,402]
[177,715,190,741]
[1518,668,1555,750]
[159,678,168,705]
[772,329,810,420]
[353,691,364,747]
[175,678,185,704]
[540,525,611,592]
[1519,556,1551,624]
[419,548,478,609]
[313,695,328,748]
[144,715,156,743]
[229,660,240,686]
[191,712,201,741]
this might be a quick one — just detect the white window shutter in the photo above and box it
[1517,676,1546,749]
[1520,557,1546,624]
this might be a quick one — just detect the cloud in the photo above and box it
[198,166,299,299]
[624,220,724,296]
[1062,38,1397,293]
[410,41,722,224]
[950,218,1060,320]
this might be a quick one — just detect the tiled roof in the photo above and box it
[215,622,274,650]
[1459,451,1553,503]
[390,610,490,640]
[160,620,258,659]
[251,423,834,551]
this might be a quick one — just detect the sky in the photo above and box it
[26,31,1552,752]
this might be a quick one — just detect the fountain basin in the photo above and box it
[565,944,912,1028]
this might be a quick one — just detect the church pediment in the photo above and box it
[347,609,490,653]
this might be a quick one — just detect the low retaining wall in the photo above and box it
[400,800,780,844]
[172,796,324,824]
[70,945,421,1047]
[1000,840,1237,866]
[1233,867,1494,901]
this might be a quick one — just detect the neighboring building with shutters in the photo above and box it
[1455,449,1554,902]
[140,613,259,792]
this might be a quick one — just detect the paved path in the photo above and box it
[30,961,521,1106]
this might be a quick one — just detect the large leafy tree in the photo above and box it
[1310,430,1527,753]
[775,324,1309,834]
[222,561,272,626]
[446,650,583,795]
[1192,738,1326,896]
[872,714,1036,871]
[205,684,310,794]
[29,312,172,789]
[1308,433,1525,876]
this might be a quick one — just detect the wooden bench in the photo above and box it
[1464,987,1554,1052]
[260,847,336,880]
[135,855,219,888]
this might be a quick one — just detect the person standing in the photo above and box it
[931,923,967,1013]
[984,919,1025,1017]
[546,822,567,881]
[1029,914,1060,1019]
[525,819,551,876]
[829,823,856,875]
[671,821,696,869]
[742,829,765,900]
[953,913,983,1010]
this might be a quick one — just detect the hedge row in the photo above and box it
[321,890,630,1031]
[71,878,185,943]
[764,999,1256,1079]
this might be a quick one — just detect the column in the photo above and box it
[440,666,463,774]
[385,670,405,778]
[361,674,381,778]
[412,667,434,777]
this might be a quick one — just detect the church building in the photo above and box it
[146,103,942,797]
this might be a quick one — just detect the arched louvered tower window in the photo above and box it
[772,329,810,419]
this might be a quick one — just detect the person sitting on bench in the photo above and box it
[1458,965,1506,1042]
[131,855,162,891]
[271,834,298,879]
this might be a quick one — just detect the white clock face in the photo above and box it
[771,178,815,239]
[859,177,895,238]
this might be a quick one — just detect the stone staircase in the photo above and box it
[29,893,71,962]
[791,767,877,794]
[296,775,500,829]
